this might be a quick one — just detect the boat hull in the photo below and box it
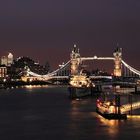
[68,86,94,99]
[96,108,127,120]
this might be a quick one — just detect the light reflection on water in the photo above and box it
[68,88,140,139]
[0,86,140,139]
[97,115,121,137]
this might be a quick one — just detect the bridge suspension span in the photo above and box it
[24,46,140,80]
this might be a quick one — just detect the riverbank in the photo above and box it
[0,80,53,89]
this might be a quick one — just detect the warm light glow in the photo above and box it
[70,75,94,88]
[127,115,140,119]
[121,101,140,113]
[109,106,116,113]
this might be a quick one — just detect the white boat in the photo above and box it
[68,73,95,98]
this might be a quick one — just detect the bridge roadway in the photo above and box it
[26,58,140,78]
[41,75,112,81]
[80,57,114,61]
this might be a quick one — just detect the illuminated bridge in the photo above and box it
[24,45,140,81]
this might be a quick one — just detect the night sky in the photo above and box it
[0,0,140,71]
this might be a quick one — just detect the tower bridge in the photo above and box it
[25,45,140,82]
[22,45,140,115]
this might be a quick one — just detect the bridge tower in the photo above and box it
[113,48,122,77]
[70,44,81,75]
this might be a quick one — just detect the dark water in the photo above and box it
[0,85,140,140]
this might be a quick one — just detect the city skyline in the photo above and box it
[0,0,140,71]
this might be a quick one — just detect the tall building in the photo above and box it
[7,53,14,66]
[0,52,13,66]
[1,56,8,66]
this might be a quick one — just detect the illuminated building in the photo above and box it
[0,66,7,78]
[1,56,8,66]
[0,52,13,66]
[7,53,14,66]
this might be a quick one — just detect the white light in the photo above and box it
[94,55,97,59]
[122,60,140,76]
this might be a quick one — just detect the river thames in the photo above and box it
[0,85,140,140]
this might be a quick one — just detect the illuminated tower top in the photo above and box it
[71,44,80,59]
[7,52,14,66]
[113,48,122,58]
[8,53,13,59]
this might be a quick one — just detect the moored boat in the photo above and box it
[68,73,95,98]
[96,99,127,120]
